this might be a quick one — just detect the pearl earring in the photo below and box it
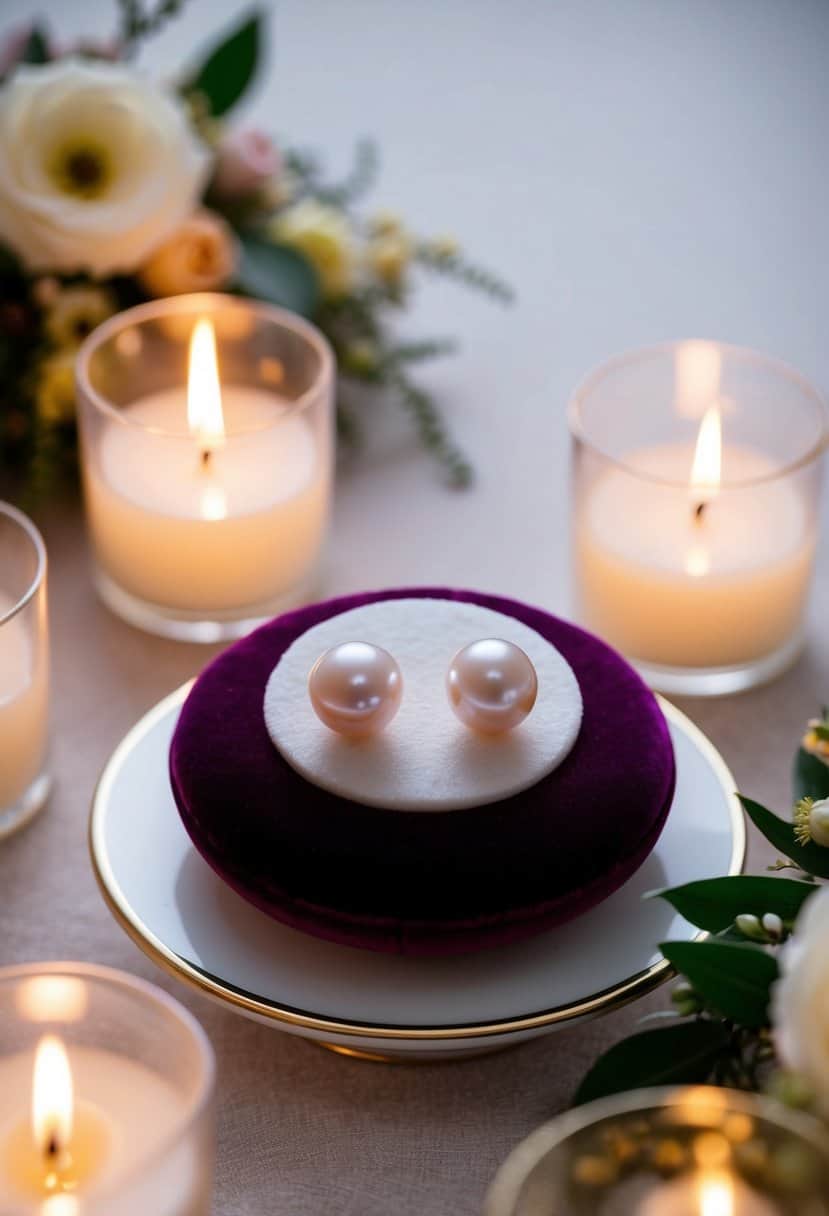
[446,638,538,733]
[308,642,403,737]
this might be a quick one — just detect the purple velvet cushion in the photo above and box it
[170,588,675,956]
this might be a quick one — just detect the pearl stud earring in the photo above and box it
[446,638,538,733]
[308,642,403,737]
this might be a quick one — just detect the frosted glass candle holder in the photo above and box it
[570,342,827,696]
[0,502,49,838]
[76,293,335,642]
[0,962,215,1216]
[485,1087,829,1216]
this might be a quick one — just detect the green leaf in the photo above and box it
[650,875,817,932]
[740,795,829,879]
[660,940,778,1028]
[21,26,50,65]
[574,1020,731,1106]
[235,235,320,318]
[794,748,829,803]
[186,11,262,117]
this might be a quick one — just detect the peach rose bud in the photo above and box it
[212,129,281,199]
[138,209,237,297]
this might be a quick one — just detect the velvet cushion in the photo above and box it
[170,588,676,956]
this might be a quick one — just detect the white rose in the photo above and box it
[772,884,829,1114]
[0,59,210,276]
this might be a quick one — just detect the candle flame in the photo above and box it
[32,1036,73,1161]
[690,406,722,503]
[697,1172,734,1216]
[40,1197,79,1216]
[187,318,225,453]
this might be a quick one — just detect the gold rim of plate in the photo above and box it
[89,684,745,1044]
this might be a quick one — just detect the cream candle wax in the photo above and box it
[0,595,48,814]
[0,965,215,1216]
[569,342,826,694]
[575,426,814,671]
[77,295,334,640]
[0,503,49,836]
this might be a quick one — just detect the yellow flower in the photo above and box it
[366,231,412,288]
[44,285,116,349]
[271,199,355,297]
[802,717,829,763]
[35,352,77,425]
[369,210,403,236]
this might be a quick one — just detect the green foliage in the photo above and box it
[740,795,829,879]
[416,244,514,305]
[117,0,186,53]
[389,369,472,488]
[574,1020,731,1106]
[316,140,379,208]
[794,748,829,803]
[184,10,262,116]
[235,234,320,319]
[21,26,50,64]
[660,940,778,1029]
[384,338,458,366]
[650,875,816,933]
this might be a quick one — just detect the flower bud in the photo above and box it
[212,129,281,199]
[762,912,784,941]
[736,913,766,941]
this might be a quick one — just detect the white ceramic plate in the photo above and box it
[90,686,744,1061]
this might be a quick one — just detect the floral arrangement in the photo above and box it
[575,708,829,1121]
[0,3,511,496]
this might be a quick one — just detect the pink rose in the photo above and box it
[212,129,281,199]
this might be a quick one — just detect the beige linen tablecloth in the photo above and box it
[2,0,828,1211]
[0,498,823,1216]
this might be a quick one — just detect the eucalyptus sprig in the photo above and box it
[574,709,829,1109]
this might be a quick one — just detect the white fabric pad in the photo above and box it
[263,598,583,812]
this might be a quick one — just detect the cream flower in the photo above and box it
[794,797,829,848]
[272,199,355,297]
[772,885,829,1115]
[44,284,116,348]
[138,209,237,297]
[0,59,210,276]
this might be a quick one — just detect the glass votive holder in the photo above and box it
[76,292,335,642]
[0,502,50,838]
[570,341,827,695]
[0,962,215,1216]
[485,1086,829,1216]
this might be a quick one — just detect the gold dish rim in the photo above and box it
[89,684,745,1043]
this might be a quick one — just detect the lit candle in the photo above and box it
[0,595,48,814]
[575,404,814,671]
[637,1170,780,1215]
[0,966,215,1216]
[0,1035,197,1212]
[80,309,331,621]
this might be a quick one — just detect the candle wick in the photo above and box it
[45,1132,60,1160]
[200,447,212,470]
[693,500,707,523]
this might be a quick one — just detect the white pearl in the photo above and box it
[446,638,538,734]
[308,642,402,737]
